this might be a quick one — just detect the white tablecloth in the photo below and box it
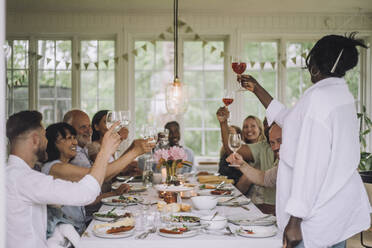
[80,183,282,248]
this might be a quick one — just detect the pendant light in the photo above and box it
[165,0,188,115]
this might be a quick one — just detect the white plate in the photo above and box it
[157,228,198,238]
[217,196,251,206]
[101,195,143,206]
[236,225,277,238]
[93,210,132,222]
[228,214,276,226]
[93,226,135,239]
[162,213,201,226]
[155,184,192,192]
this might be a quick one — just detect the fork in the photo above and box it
[224,226,235,236]
[136,227,156,239]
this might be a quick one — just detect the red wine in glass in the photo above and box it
[232,62,247,75]
[223,98,234,106]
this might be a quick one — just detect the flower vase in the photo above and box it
[166,161,178,185]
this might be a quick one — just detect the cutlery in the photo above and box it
[224,193,243,203]
[123,176,134,184]
[224,226,235,236]
[248,214,273,222]
[136,227,156,239]
[215,181,225,189]
[209,211,219,221]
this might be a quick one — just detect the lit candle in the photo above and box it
[161,167,166,183]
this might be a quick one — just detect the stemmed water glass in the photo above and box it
[119,110,131,128]
[228,133,242,167]
[141,125,158,162]
[106,111,121,132]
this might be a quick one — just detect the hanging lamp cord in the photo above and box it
[174,0,178,80]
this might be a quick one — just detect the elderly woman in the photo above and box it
[42,122,130,235]
[239,33,370,248]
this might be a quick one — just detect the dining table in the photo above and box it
[80,177,282,248]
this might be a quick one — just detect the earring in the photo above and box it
[310,67,320,77]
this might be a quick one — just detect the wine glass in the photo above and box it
[119,110,130,128]
[106,111,121,132]
[223,89,234,124]
[228,133,242,167]
[231,56,247,91]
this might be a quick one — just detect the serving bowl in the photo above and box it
[190,196,217,210]
[200,215,227,230]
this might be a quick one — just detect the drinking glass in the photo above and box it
[222,89,234,124]
[228,133,242,167]
[142,159,154,188]
[106,111,121,132]
[231,56,247,91]
[119,110,131,128]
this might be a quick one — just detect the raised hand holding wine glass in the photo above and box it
[223,89,234,124]
[106,110,121,132]
[228,133,242,167]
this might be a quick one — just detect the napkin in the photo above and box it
[47,223,80,248]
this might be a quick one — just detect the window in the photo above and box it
[242,41,278,119]
[38,40,72,126]
[134,41,174,137]
[6,40,29,117]
[183,41,224,156]
[286,41,314,107]
[80,40,115,118]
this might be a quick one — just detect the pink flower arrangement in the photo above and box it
[154,146,191,169]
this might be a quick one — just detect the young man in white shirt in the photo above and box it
[239,34,371,248]
[6,110,121,248]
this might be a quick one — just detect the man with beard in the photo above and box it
[6,110,121,248]
[227,123,282,188]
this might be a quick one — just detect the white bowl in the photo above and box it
[200,215,227,230]
[191,196,217,210]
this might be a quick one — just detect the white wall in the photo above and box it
[1,1,6,247]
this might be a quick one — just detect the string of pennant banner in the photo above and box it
[9,19,308,87]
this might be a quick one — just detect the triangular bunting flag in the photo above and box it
[94,62,99,69]
[159,33,166,40]
[114,57,119,64]
[37,55,43,60]
[65,62,70,69]
[55,60,60,68]
[122,53,129,61]
[220,51,224,58]
[74,63,80,70]
[103,60,109,68]
[84,63,89,70]
[250,61,256,68]
[281,60,286,67]
[301,52,307,59]
[141,44,147,52]
[185,26,193,33]
[210,46,216,53]
[150,40,156,45]
[132,49,138,56]
[202,40,208,47]
[194,34,201,41]
[270,62,276,70]
[291,57,297,64]
[178,19,186,27]
[260,62,265,70]
[46,58,52,65]
[166,27,173,33]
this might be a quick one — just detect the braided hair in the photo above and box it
[306,32,367,78]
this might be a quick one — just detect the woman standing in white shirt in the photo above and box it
[239,33,370,248]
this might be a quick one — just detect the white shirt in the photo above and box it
[6,155,101,248]
[266,77,371,247]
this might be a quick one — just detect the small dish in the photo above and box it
[200,215,227,230]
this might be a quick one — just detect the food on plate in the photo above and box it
[93,218,135,231]
[159,226,189,234]
[106,225,134,234]
[184,183,196,187]
[210,189,232,195]
[111,195,139,204]
[157,201,191,212]
[199,184,216,189]
[170,215,200,223]
[197,171,210,176]
[197,175,234,184]
[243,229,254,234]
